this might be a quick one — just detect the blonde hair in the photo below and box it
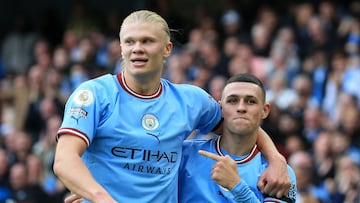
[120,10,170,42]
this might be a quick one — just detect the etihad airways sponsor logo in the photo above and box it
[111,146,178,175]
[111,146,178,163]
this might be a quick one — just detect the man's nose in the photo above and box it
[132,42,144,53]
[237,100,246,112]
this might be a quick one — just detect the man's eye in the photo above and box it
[143,39,152,44]
[247,100,256,104]
[227,99,237,104]
[124,40,134,44]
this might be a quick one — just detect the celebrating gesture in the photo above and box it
[54,10,291,203]
[179,73,297,202]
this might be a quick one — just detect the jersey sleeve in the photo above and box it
[190,86,222,135]
[56,80,107,146]
[230,180,261,203]
[231,165,297,203]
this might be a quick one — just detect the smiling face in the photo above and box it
[220,82,270,137]
[119,11,172,79]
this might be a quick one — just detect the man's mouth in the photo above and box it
[234,117,247,121]
[131,58,148,66]
[131,58,148,63]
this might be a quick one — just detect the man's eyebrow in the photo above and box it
[226,94,256,98]
[245,95,257,99]
[226,94,238,99]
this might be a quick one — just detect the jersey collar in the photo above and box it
[117,72,162,99]
[215,136,259,164]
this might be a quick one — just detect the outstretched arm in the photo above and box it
[53,135,117,203]
[256,127,290,198]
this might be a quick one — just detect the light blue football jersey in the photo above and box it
[179,137,297,203]
[57,73,222,202]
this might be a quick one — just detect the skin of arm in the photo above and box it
[53,135,117,203]
[256,128,290,198]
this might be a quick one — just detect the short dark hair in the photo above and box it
[226,73,266,101]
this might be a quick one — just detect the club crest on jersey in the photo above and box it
[73,89,94,106]
[142,114,159,130]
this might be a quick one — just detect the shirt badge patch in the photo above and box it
[73,89,94,106]
[142,114,159,130]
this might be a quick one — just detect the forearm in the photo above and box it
[256,127,290,198]
[256,127,285,164]
[231,180,261,203]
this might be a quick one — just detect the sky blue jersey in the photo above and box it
[56,73,222,202]
[179,137,297,203]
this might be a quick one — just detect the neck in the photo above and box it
[122,71,161,95]
[220,131,257,156]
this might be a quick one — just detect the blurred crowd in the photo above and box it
[0,0,360,203]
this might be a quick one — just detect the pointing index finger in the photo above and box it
[199,150,221,161]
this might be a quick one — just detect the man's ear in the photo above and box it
[219,101,225,118]
[261,103,271,119]
[163,42,173,58]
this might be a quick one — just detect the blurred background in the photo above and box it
[0,0,360,202]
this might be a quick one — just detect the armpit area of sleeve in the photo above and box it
[56,128,90,146]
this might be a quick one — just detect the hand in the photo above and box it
[64,193,118,203]
[257,156,290,198]
[198,150,241,190]
[64,193,83,203]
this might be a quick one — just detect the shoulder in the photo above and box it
[287,165,297,183]
[75,74,118,95]
[162,80,217,107]
[69,74,118,107]
[182,139,213,152]
[183,139,208,146]
[84,74,116,87]
[74,74,113,91]
[181,139,214,164]
[161,79,210,96]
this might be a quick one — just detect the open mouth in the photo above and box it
[131,59,148,63]
[130,58,148,67]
